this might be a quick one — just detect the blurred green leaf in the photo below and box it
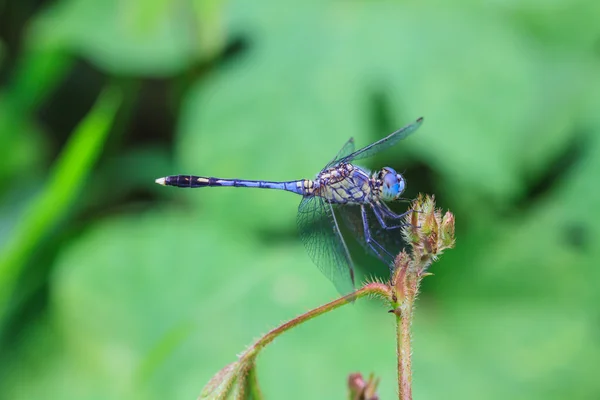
[2,1,600,399]
[431,114,600,300]
[0,47,74,195]
[177,1,592,233]
[5,49,73,111]
[0,87,121,319]
[28,0,226,76]
[503,0,600,52]
[0,95,46,194]
[0,209,345,399]
[413,301,600,399]
[1,200,599,399]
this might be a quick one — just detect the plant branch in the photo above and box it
[200,194,456,400]
[390,194,456,399]
[395,299,413,400]
[245,282,391,358]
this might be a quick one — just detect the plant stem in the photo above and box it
[396,300,413,400]
[244,282,391,358]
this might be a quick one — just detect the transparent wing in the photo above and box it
[338,203,408,268]
[297,195,355,294]
[339,117,423,164]
[323,137,355,170]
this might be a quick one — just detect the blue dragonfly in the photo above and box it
[156,117,423,294]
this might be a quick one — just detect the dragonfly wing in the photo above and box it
[340,117,423,163]
[338,203,408,268]
[297,195,355,294]
[324,137,355,170]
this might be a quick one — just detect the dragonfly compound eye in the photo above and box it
[381,167,405,201]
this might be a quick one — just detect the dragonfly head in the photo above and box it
[378,167,406,201]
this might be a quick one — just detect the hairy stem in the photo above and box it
[241,282,391,362]
[396,301,413,400]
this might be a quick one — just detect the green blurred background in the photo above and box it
[1,1,599,399]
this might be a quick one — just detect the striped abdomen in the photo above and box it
[156,175,315,196]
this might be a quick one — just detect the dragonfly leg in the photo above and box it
[372,204,408,230]
[361,205,395,262]
[378,202,413,220]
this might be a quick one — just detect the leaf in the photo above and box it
[431,115,600,303]
[3,2,600,400]
[176,0,593,235]
[15,209,338,399]
[200,362,240,400]
[0,47,73,195]
[0,95,45,194]
[0,86,121,320]
[498,0,600,51]
[2,203,599,399]
[28,0,225,76]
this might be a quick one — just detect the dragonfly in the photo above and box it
[156,117,423,294]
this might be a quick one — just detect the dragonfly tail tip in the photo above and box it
[155,177,166,186]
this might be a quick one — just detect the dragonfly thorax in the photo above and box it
[317,163,354,185]
[373,167,406,202]
[312,164,405,204]
[312,163,371,204]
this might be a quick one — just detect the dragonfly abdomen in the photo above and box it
[156,175,313,195]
